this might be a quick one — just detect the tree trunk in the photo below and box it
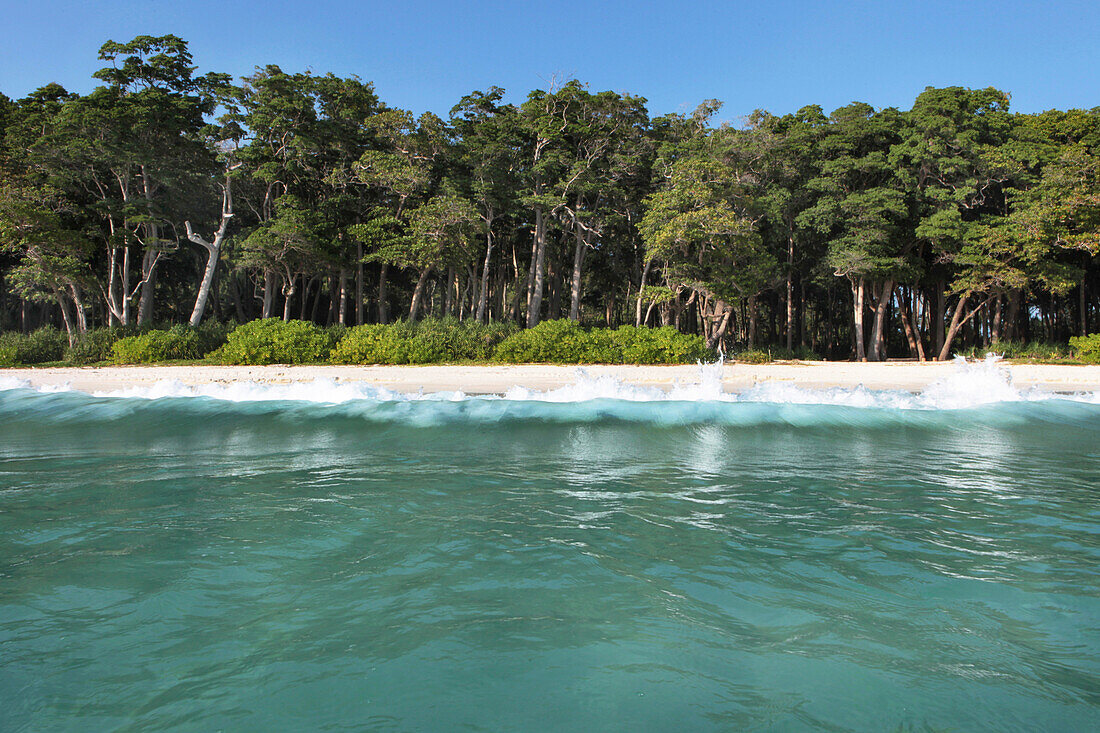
[569,224,586,321]
[185,183,232,327]
[106,242,120,326]
[356,242,364,325]
[377,263,389,324]
[939,293,969,361]
[121,246,131,326]
[896,287,926,361]
[137,248,158,325]
[939,293,997,361]
[1080,276,1088,337]
[53,288,75,346]
[991,294,1002,343]
[476,227,493,323]
[409,268,433,321]
[933,280,946,358]
[262,270,275,319]
[230,274,246,321]
[69,282,87,335]
[748,294,758,348]
[785,231,795,351]
[707,301,733,352]
[852,278,867,361]
[1005,289,1021,341]
[868,279,894,362]
[527,207,547,328]
[635,259,652,326]
[338,269,348,325]
[282,276,296,322]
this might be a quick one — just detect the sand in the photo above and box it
[4,361,1100,395]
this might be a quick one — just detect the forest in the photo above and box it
[1,34,1098,363]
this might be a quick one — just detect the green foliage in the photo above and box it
[0,327,67,365]
[0,339,14,368]
[1069,334,1100,364]
[730,346,821,363]
[492,320,708,364]
[65,325,141,364]
[212,318,336,365]
[492,320,613,363]
[610,325,709,364]
[112,323,230,364]
[957,340,1075,361]
[732,349,772,364]
[331,317,517,364]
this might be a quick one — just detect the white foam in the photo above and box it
[0,376,31,391]
[1,356,1096,409]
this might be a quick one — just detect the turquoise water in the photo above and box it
[1,377,1098,731]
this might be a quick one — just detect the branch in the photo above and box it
[184,220,213,251]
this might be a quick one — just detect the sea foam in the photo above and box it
[1,356,1096,410]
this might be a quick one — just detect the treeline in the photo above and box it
[1,35,1097,361]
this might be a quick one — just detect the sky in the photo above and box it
[2,0,1098,124]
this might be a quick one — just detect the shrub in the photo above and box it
[1069,334,1100,364]
[331,317,518,364]
[493,320,708,364]
[0,327,67,366]
[732,349,772,364]
[493,320,613,363]
[0,336,17,367]
[65,325,147,365]
[112,322,230,364]
[611,325,708,364]
[212,318,335,365]
[958,341,1073,361]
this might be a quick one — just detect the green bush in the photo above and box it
[611,325,709,364]
[1069,334,1100,364]
[492,320,708,364]
[112,322,230,364]
[212,318,335,365]
[0,336,17,367]
[958,341,1073,361]
[0,327,68,366]
[331,317,518,364]
[65,325,147,365]
[732,349,772,364]
[493,320,614,363]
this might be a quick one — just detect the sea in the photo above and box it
[1,358,1097,731]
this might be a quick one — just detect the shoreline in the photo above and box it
[4,361,1100,395]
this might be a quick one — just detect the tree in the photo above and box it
[239,196,324,321]
[800,103,909,360]
[87,35,230,324]
[367,194,479,320]
[0,182,93,343]
[641,154,775,349]
[450,88,523,323]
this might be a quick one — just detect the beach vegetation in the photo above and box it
[0,326,68,366]
[210,318,335,365]
[1069,334,1100,364]
[493,320,706,364]
[331,317,516,364]
[0,35,1097,364]
[112,322,230,364]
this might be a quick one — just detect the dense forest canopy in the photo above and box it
[1,35,1097,360]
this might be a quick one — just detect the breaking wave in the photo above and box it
[2,357,1098,430]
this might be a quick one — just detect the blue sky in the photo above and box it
[2,0,1097,123]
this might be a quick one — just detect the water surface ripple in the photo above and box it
[0,384,1098,731]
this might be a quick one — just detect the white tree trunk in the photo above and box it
[185,183,233,328]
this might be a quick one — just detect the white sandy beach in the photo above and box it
[4,361,1100,395]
